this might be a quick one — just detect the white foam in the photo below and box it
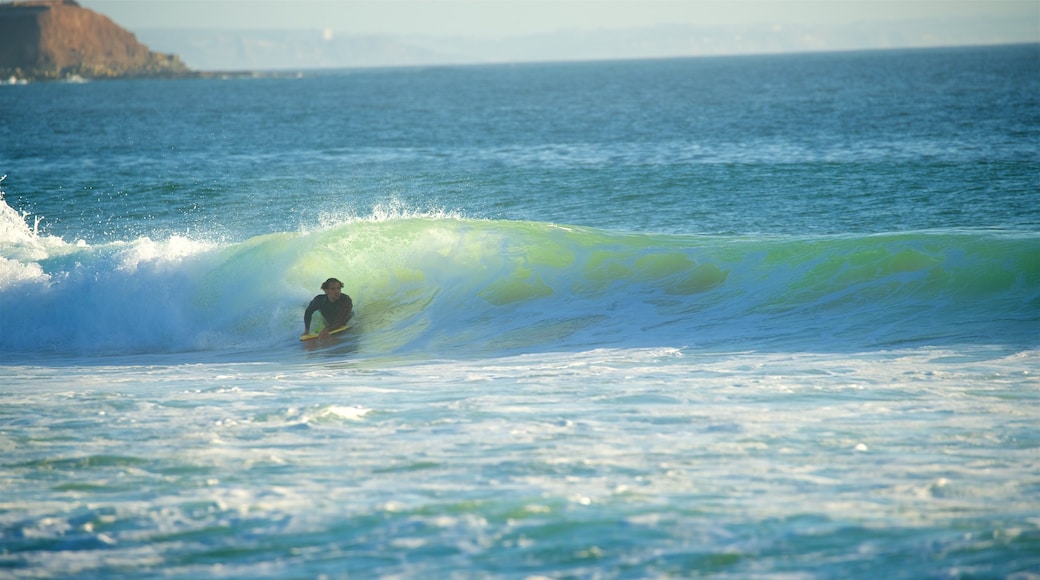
[0,189,71,263]
[311,404,370,421]
[0,255,49,287]
[114,236,216,272]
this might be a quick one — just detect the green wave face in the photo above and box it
[243,220,1040,356]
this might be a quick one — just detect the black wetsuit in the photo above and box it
[304,294,353,332]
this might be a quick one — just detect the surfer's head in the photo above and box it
[321,278,344,291]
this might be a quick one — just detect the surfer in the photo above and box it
[303,277,353,338]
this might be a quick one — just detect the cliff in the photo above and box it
[0,0,190,81]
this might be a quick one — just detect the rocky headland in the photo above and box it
[0,0,191,81]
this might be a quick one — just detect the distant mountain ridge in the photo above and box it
[139,16,1039,72]
[0,0,189,80]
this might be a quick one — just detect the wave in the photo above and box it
[1,195,1037,360]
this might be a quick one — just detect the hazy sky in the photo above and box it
[83,0,1038,38]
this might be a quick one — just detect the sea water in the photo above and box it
[1,45,1038,578]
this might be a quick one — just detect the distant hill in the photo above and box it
[0,0,190,81]
[138,17,1040,73]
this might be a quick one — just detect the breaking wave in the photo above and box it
[1,195,1037,360]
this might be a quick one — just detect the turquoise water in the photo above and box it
[1,45,1038,577]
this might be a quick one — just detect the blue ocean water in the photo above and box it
[1,44,1038,577]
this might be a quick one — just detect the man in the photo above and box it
[304,277,353,338]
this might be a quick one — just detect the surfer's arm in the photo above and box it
[303,297,322,332]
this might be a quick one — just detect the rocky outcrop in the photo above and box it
[0,0,191,81]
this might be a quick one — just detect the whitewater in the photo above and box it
[2,45,1039,577]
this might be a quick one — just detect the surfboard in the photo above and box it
[300,325,349,341]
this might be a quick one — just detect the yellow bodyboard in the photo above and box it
[300,325,349,341]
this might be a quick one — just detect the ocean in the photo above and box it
[1,44,1038,578]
